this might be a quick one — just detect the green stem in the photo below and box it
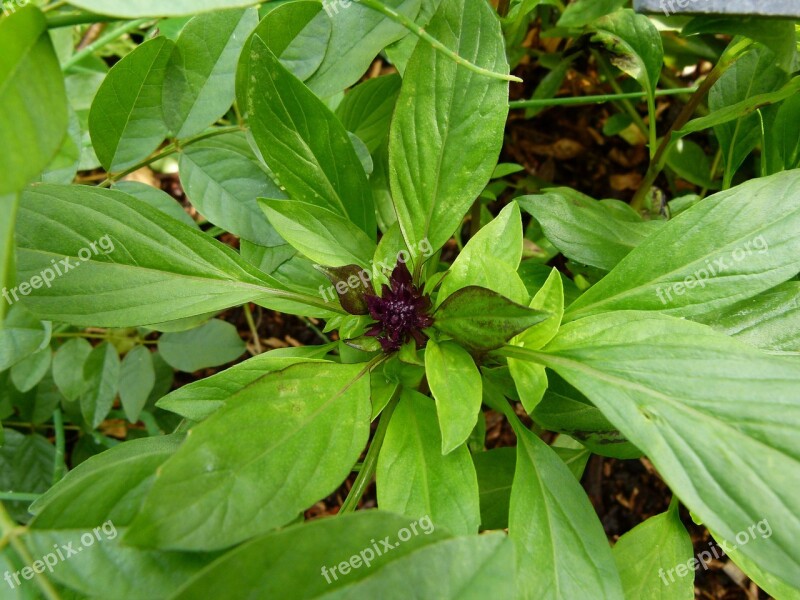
[0,193,19,323]
[358,0,522,83]
[62,18,151,71]
[0,493,41,502]
[52,409,66,484]
[99,125,242,186]
[0,502,62,600]
[339,388,401,513]
[509,86,698,109]
[46,11,120,28]
[592,50,649,140]
[300,316,331,344]
[243,303,262,354]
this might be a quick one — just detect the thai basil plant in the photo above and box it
[0,0,799,598]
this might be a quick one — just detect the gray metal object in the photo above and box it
[634,0,800,18]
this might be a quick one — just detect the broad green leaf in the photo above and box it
[518,189,663,271]
[25,528,216,600]
[66,0,257,17]
[557,0,626,28]
[534,311,800,587]
[0,305,49,372]
[769,93,800,171]
[52,338,93,402]
[589,9,663,118]
[473,447,515,530]
[389,0,509,254]
[17,372,63,426]
[566,170,800,321]
[155,347,333,420]
[531,371,642,459]
[336,74,402,154]
[320,533,515,599]
[377,389,480,535]
[438,203,527,305]
[0,6,68,195]
[119,346,156,422]
[158,318,245,372]
[241,35,375,236]
[612,505,694,600]
[434,286,548,353]
[708,47,789,186]
[30,435,182,528]
[179,132,285,243]
[112,181,199,229]
[16,185,330,327]
[509,425,623,600]
[425,339,482,454]
[666,138,718,190]
[89,37,174,172]
[696,282,800,353]
[305,0,421,97]
[10,348,51,393]
[170,511,453,598]
[252,2,331,81]
[163,9,258,138]
[259,198,377,269]
[126,362,371,550]
[0,429,54,522]
[81,342,120,429]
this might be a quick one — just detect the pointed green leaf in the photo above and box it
[119,346,156,423]
[81,342,120,429]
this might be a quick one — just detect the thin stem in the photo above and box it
[243,303,263,354]
[62,18,151,71]
[0,503,62,600]
[592,50,649,139]
[0,493,41,502]
[52,409,67,484]
[42,0,67,12]
[358,0,522,83]
[2,421,82,432]
[509,86,698,109]
[46,11,120,28]
[301,316,331,344]
[339,387,401,513]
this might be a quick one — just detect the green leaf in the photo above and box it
[425,339,483,454]
[708,47,789,186]
[81,342,120,429]
[155,349,329,421]
[18,372,63,426]
[158,318,245,373]
[112,181,199,229]
[518,188,663,271]
[52,338,93,402]
[240,35,375,237]
[0,194,18,322]
[16,185,325,327]
[473,447,515,530]
[769,93,800,171]
[665,138,718,190]
[389,0,509,254]
[557,0,626,28]
[0,429,54,522]
[66,0,258,18]
[509,424,623,599]
[119,346,156,422]
[126,362,371,550]
[30,435,182,528]
[305,0,421,97]
[41,107,82,185]
[178,132,285,244]
[696,281,800,353]
[589,9,663,114]
[169,511,455,598]
[10,348,51,393]
[259,198,377,269]
[612,506,694,600]
[89,36,174,173]
[533,311,800,587]
[163,9,258,138]
[566,170,800,321]
[434,286,549,353]
[438,203,528,305]
[0,6,68,195]
[377,389,480,535]
[0,305,49,372]
[336,74,402,154]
